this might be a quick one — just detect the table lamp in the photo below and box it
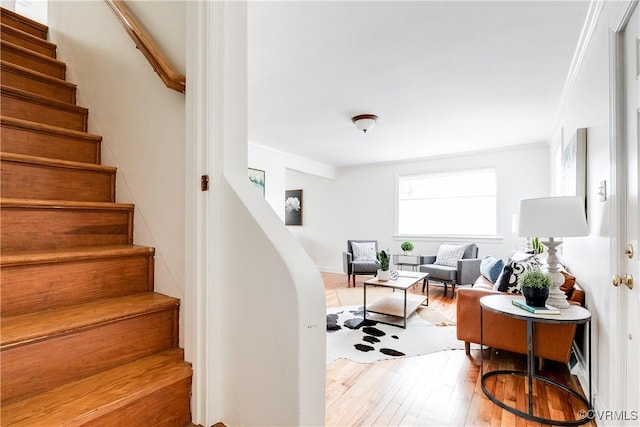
[518,196,588,308]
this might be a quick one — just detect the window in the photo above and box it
[397,168,497,236]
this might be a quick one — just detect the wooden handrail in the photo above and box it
[104,0,185,93]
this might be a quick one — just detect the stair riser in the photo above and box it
[0,10,48,39]
[1,65,76,103]
[0,42,65,79]
[1,25,56,57]
[1,90,87,131]
[1,308,179,404]
[1,160,116,202]
[0,121,101,164]
[0,349,191,426]
[89,377,192,427]
[2,255,154,316]
[1,207,133,251]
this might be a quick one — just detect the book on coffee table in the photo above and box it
[512,299,560,314]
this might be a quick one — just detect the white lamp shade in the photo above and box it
[518,196,588,238]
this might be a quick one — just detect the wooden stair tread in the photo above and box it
[1,292,179,347]
[1,84,87,114]
[0,244,155,266]
[1,59,76,103]
[1,197,134,210]
[0,8,192,424]
[0,152,116,173]
[1,23,56,57]
[1,348,191,427]
[0,7,48,39]
[1,60,76,88]
[1,115,101,140]
[0,40,63,66]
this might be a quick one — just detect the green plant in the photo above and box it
[531,237,544,255]
[377,250,390,271]
[518,270,552,289]
[400,241,414,252]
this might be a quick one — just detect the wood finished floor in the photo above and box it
[324,272,595,427]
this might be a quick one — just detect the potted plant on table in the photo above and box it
[400,241,414,255]
[518,270,552,307]
[376,250,391,281]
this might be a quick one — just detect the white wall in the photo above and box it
[249,142,335,218]
[186,2,326,425]
[548,1,624,416]
[47,1,187,336]
[282,144,550,273]
[2,0,48,24]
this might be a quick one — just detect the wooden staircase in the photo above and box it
[0,8,193,426]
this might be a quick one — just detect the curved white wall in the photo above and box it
[185,2,327,424]
[222,174,326,426]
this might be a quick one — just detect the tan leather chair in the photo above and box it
[456,276,585,363]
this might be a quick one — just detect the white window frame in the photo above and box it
[395,168,499,240]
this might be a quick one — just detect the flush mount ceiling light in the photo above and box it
[351,114,379,133]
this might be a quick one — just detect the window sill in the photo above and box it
[394,234,504,244]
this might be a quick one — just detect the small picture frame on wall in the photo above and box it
[248,168,265,197]
[285,189,303,226]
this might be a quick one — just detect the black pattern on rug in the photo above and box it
[326,305,464,364]
[327,306,406,358]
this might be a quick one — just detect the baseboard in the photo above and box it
[318,266,343,274]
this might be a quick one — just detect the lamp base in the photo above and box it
[541,239,571,309]
[545,282,571,309]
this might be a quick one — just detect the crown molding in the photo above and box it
[551,0,606,131]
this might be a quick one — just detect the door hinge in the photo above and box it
[200,175,209,191]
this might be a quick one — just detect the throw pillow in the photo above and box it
[494,264,513,292]
[351,241,377,261]
[480,255,505,283]
[434,244,467,267]
[496,257,540,294]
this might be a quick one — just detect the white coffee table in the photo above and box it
[363,271,428,328]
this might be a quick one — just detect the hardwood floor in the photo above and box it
[324,272,595,427]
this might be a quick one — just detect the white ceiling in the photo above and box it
[248,1,590,168]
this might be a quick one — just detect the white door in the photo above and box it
[621,3,640,418]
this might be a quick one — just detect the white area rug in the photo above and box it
[327,305,464,364]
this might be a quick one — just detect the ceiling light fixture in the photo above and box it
[351,114,379,133]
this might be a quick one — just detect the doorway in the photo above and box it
[612,1,639,422]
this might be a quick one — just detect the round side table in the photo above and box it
[480,294,592,426]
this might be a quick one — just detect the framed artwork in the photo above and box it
[285,189,303,226]
[561,128,587,216]
[248,168,265,197]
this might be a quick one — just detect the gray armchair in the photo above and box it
[418,243,481,298]
[342,240,380,287]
